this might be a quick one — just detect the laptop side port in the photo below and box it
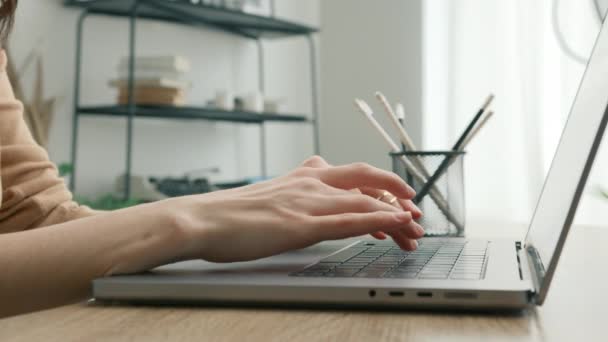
[417,291,433,298]
[368,290,376,298]
[388,291,405,297]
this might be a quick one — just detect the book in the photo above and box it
[117,55,191,73]
[117,93,185,106]
[119,86,183,96]
[116,68,185,80]
[109,78,191,90]
[116,85,186,106]
[111,55,191,107]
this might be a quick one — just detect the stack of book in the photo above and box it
[110,55,191,107]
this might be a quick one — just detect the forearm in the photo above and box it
[0,198,190,318]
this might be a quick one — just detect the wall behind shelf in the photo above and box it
[319,0,424,170]
[9,0,319,197]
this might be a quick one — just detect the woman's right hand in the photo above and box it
[173,156,424,263]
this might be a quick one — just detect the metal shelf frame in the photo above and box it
[76,105,310,123]
[67,0,320,199]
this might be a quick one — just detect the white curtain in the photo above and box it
[423,0,600,224]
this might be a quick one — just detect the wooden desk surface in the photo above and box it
[1,225,606,342]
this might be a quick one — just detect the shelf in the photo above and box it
[77,105,310,124]
[64,0,318,39]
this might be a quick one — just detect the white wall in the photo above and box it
[10,0,318,197]
[320,0,424,170]
[422,0,608,226]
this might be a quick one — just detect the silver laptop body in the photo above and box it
[93,18,608,311]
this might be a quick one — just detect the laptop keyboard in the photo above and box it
[291,239,489,280]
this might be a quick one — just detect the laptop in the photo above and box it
[93,19,608,311]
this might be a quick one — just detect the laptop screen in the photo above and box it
[525,18,608,303]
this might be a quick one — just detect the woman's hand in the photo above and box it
[297,155,423,243]
[176,156,424,263]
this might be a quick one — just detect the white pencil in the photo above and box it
[375,93,427,171]
[375,92,450,209]
[353,99,422,178]
[375,93,417,151]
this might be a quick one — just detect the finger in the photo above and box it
[385,231,408,250]
[387,230,419,251]
[400,219,425,239]
[383,211,425,244]
[354,189,389,241]
[318,163,416,199]
[307,193,402,216]
[359,187,402,208]
[359,188,411,242]
[360,187,423,219]
[310,211,413,241]
[300,155,331,168]
[301,191,424,238]
[370,231,387,240]
[360,188,422,219]
[398,199,423,220]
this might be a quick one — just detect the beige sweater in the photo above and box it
[0,50,93,232]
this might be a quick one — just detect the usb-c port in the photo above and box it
[417,291,433,298]
[388,291,405,297]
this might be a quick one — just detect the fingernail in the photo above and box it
[416,225,425,237]
[375,232,387,240]
[412,240,419,250]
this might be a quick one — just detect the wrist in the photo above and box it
[159,195,213,261]
[104,199,194,275]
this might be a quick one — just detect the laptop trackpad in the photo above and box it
[150,239,359,277]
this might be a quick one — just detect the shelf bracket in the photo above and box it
[307,34,321,156]
[69,9,90,193]
[256,39,268,178]
[123,1,142,200]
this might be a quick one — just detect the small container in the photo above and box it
[244,91,264,113]
[390,151,466,236]
[215,89,235,111]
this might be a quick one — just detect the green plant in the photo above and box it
[58,163,73,177]
[75,194,142,211]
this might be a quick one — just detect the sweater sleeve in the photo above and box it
[0,50,94,233]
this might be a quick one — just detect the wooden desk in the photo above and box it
[0,225,606,341]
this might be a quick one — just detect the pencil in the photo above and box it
[375,92,450,209]
[354,98,464,231]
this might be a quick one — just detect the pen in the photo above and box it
[461,110,494,149]
[354,99,464,231]
[434,110,496,178]
[414,94,494,203]
[395,103,407,152]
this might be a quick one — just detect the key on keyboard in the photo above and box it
[291,239,489,280]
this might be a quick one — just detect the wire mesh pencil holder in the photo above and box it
[390,151,466,237]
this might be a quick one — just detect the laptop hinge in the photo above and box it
[515,242,525,280]
[524,243,546,304]
[515,242,536,303]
